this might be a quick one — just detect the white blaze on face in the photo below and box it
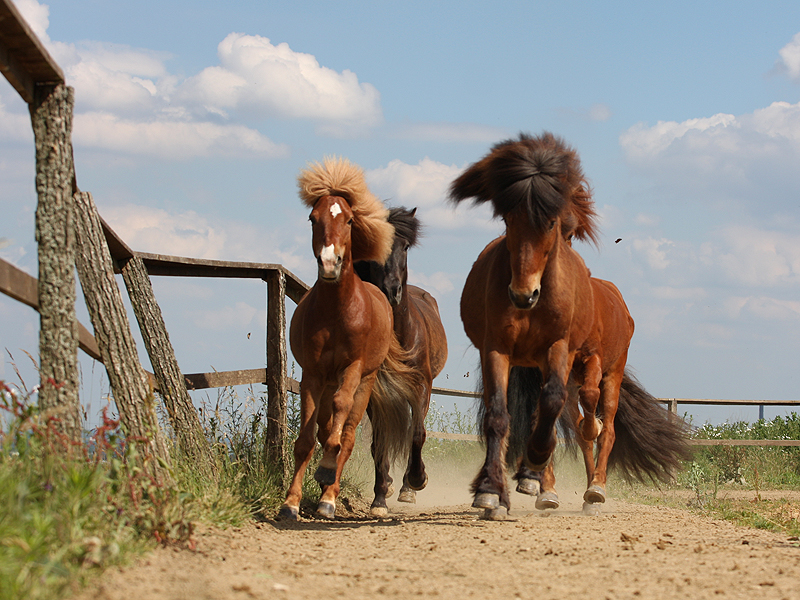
[320,244,336,265]
[330,202,342,218]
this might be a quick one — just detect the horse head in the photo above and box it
[449,132,599,311]
[309,194,354,283]
[503,203,562,310]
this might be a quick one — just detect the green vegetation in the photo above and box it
[618,413,800,537]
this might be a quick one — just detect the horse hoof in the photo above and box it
[481,506,508,521]
[516,477,540,496]
[314,466,336,487]
[386,484,395,499]
[472,493,500,510]
[316,501,336,519]
[278,504,298,521]
[582,501,602,516]
[535,491,560,511]
[407,472,428,491]
[583,485,606,504]
[398,487,416,503]
[370,505,389,518]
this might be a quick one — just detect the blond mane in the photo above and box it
[298,157,393,263]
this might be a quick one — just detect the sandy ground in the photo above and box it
[71,468,800,600]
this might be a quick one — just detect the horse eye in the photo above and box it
[309,215,317,224]
[347,218,354,226]
[549,220,556,231]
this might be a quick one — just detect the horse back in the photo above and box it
[407,285,448,378]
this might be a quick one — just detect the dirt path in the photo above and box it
[73,487,800,600]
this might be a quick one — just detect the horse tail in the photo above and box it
[608,369,692,482]
[369,336,422,467]
[477,366,576,469]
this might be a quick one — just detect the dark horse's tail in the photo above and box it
[482,366,691,481]
[606,370,692,482]
[369,336,423,466]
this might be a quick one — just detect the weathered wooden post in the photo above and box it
[30,83,82,441]
[265,268,289,481]
[119,253,217,478]
[73,190,172,481]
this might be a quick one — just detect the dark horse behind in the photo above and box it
[356,207,448,516]
[450,132,690,519]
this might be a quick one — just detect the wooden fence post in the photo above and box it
[30,83,81,440]
[120,254,217,478]
[265,268,289,481]
[73,190,171,481]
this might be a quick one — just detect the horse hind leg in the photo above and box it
[515,461,560,510]
[369,404,395,517]
[399,383,431,503]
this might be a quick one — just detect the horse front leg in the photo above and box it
[279,378,322,520]
[526,340,571,471]
[316,368,376,519]
[471,350,511,519]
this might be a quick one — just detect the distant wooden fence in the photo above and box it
[426,387,800,447]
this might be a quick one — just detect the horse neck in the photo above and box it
[391,281,415,342]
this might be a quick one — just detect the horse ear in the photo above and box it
[410,207,417,217]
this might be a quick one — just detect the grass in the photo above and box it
[614,413,800,537]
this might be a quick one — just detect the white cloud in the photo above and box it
[9,1,383,157]
[100,204,309,277]
[407,269,456,297]
[711,225,800,287]
[73,112,288,159]
[778,32,800,82]
[631,237,673,270]
[619,101,800,213]
[366,158,497,231]
[0,97,33,142]
[12,0,50,44]
[177,33,383,131]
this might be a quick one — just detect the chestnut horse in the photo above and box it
[450,133,689,519]
[279,158,420,521]
[355,207,448,515]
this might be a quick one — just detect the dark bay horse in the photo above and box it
[355,207,448,515]
[450,133,689,519]
[279,158,420,521]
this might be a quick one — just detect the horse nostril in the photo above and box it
[508,286,539,309]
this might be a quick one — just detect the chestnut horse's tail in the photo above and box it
[369,336,423,467]
[481,366,576,469]
[607,369,692,482]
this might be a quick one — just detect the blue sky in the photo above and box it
[3,0,800,426]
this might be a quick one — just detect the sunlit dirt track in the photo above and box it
[72,486,800,600]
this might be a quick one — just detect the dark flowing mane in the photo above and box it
[388,207,421,248]
[448,132,599,245]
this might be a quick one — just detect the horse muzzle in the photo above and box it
[508,285,540,310]
[317,252,343,282]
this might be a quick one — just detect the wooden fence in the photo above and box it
[2,0,798,465]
